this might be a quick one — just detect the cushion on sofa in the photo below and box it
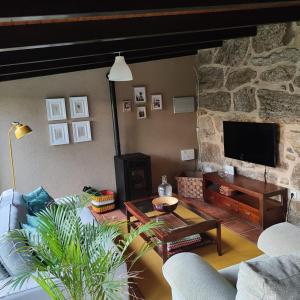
[257,222,300,257]
[0,203,22,235]
[26,214,40,228]
[236,254,300,300]
[0,204,34,276]
[0,262,9,281]
[219,254,268,287]
[23,187,53,215]
[0,190,27,225]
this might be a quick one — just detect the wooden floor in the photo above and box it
[182,198,262,243]
[92,198,262,244]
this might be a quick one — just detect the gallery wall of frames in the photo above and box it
[122,86,163,120]
[46,96,92,145]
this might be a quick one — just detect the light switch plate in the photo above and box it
[181,149,195,161]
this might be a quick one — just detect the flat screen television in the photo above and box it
[223,121,278,167]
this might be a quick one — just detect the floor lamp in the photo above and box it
[8,122,32,189]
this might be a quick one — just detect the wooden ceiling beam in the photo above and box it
[0,2,298,50]
[0,51,198,82]
[0,41,222,75]
[0,1,296,19]
[0,27,255,66]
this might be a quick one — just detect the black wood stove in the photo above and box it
[114,153,152,208]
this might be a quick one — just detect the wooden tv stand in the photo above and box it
[203,172,288,229]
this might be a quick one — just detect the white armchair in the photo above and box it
[162,222,300,300]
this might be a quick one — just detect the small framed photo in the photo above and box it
[137,106,147,119]
[151,94,163,110]
[46,98,66,121]
[134,86,147,104]
[49,123,69,145]
[70,96,89,119]
[72,121,92,143]
[123,100,132,112]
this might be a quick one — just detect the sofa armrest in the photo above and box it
[258,222,300,257]
[162,253,236,300]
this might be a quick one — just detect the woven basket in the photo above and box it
[92,203,116,214]
[176,172,203,199]
[91,194,114,203]
[89,190,115,214]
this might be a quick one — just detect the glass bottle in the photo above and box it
[158,175,172,197]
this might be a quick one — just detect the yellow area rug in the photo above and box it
[128,205,262,300]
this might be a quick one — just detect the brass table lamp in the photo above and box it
[8,122,32,189]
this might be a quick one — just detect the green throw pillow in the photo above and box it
[23,187,53,215]
[22,223,37,235]
[26,214,40,228]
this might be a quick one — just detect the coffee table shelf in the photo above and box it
[125,195,222,262]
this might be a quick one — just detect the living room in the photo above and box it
[1,2,300,300]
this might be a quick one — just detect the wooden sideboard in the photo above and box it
[203,172,288,229]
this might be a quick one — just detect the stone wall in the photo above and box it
[197,22,300,224]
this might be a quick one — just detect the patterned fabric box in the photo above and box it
[176,172,203,199]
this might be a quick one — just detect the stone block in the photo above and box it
[287,147,294,154]
[197,49,214,65]
[213,116,224,133]
[257,89,300,119]
[251,48,300,66]
[200,142,222,164]
[252,23,294,53]
[198,116,215,138]
[293,76,300,88]
[198,67,224,90]
[233,86,257,112]
[260,65,296,82]
[199,92,231,112]
[291,163,300,189]
[287,130,300,156]
[280,178,290,185]
[286,154,296,161]
[214,38,249,66]
[225,68,257,91]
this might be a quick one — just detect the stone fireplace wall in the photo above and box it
[197,22,300,224]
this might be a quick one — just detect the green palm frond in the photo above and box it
[4,194,161,300]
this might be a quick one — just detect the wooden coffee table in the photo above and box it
[125,195,222,262]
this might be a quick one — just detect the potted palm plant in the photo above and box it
[5,195,160,300]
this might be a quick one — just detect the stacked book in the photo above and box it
[83,186,115,214]
[219,185,236,197]
[167,234,202,251]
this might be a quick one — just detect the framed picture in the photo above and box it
[49,123,69,145]
[72,121,92,143]
[123,100,132,112]
[70,96,89,118]
[137,106,147,119]
[151,94,163,110]
[134,86,147,104]
[46,98,66,121]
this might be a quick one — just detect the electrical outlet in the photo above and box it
[180,149,195,161]
[289,189,298,201]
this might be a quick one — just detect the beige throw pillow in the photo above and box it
[236,255,300,300]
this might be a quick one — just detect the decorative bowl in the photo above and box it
[152,196,179,213]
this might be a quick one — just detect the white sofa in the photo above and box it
[162,222,300,300]
[0,189,129,300]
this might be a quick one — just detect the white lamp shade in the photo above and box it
[108,56,133,81]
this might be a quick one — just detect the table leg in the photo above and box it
[216,222,222,256]
[126,209,131,233]
[162,243,168,263]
